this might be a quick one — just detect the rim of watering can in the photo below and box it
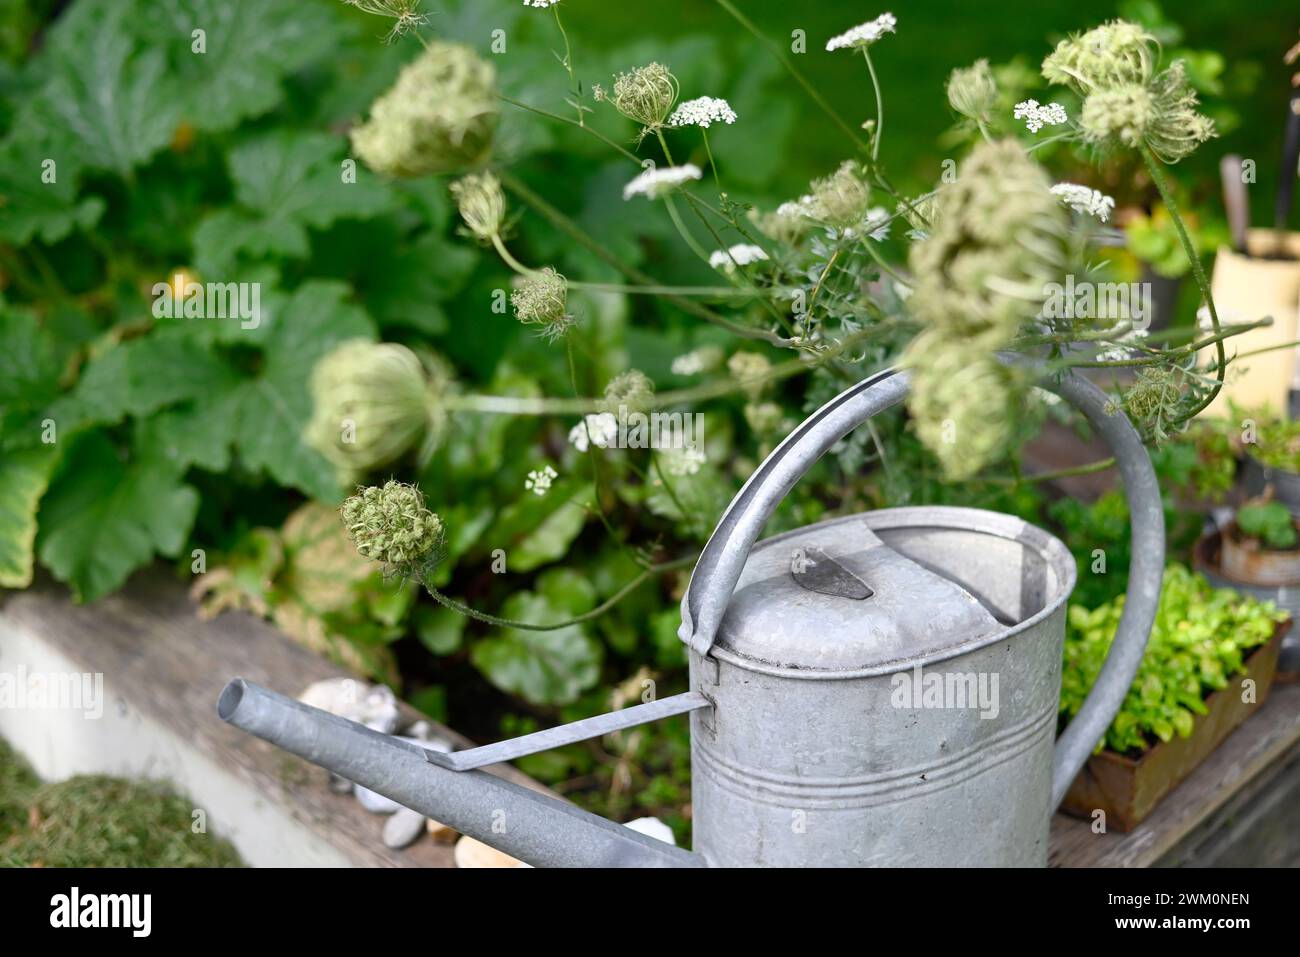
[708,505,1077,680]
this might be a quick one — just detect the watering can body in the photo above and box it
[220,364,1164,867]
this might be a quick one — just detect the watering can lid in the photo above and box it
[714,510,1015,675]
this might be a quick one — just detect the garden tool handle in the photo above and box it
[678,362,1165,808]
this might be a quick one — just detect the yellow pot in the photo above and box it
[1199,229,1300,419]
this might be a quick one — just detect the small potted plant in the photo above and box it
[1220,499,1300,586]
[1061,564,1290,831]
[1241,415,1300,514]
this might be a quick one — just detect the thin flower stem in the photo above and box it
[654,130,714,264]
[1141,145,1224,419]
[497,168,794,346]
[490,233,539,277]
[491,228,756,296]
[987,457,1117,487]
[701,129,721,190]
[444,358,808,416]
[499,95,640,163]
[861,48,884,163]
[711,0,867,152]
[551,6,582,125]
[861,239,910,288]
[423,556,695,632]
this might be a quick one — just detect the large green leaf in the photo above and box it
[489,480,594,573]
[233,281,376,501]
[147,0,343,134]
[59,328,239,429]
[470,589,603,706]
[37,432,199,602]
[192,131,393,275]
[26,0,183,177]
[0,129,105,245]
[0,307,64,450]
[0,446,60,588]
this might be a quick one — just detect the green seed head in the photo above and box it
[341,481,444,575]
[602,63,679,129]
[905,337,1018,480]
[351,41,497,177]
[1123,367,1183,440]
[1041,19,1157,95]
[305,340,441,472]
[599,369,655,415]
[908,139,1067,340]
[510,267,573,340]
[450,171,505,241]
[946,59,998,125]
[804,161,873,230]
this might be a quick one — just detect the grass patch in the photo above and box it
[0,738,243,867]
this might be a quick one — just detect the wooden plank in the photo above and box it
[1049,683,1300,867]
[0,569,551,868]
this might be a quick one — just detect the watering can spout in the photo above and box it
[217,678,705,868]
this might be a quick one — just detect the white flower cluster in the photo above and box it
[825,13,897,52]
[623,163,703,200]
[662,446,707,477]
[1095,328,1150,363]
[668,96,738,129]
[670,345,723,376]
[523,0,561,7]
[860,206,891,241]
[1050,183,1115,222]
[708,243,769,271]
[1013,99,1068,133]
[524,464,558,496]
[567,413,619,452]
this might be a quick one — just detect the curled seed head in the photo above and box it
[341,481,445,576]
[510,267,574,341]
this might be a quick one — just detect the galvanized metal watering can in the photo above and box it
[219,365,1164,867]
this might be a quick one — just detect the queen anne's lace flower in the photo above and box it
[1050,183,1115,222]
[525,465,558,496]
[825,13,897,52]
[662,446,707,477]
[523,1,561,7]
[708,244,768,271]
[623,164,702,200]
[670,345,723,376]
[1013,99,1068,133]
[568,413,619,451]
[668,96,738,129]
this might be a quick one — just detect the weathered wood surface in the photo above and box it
[1049,682,1300,867]
[0,569,550,868]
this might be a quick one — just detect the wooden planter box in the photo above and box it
[1060,620,1290,832]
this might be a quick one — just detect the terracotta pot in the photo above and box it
[1220,520,1300,586]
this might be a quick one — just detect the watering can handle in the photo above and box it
[679,362,1165,808]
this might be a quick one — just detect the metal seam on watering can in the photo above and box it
[691,707,1056,809]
